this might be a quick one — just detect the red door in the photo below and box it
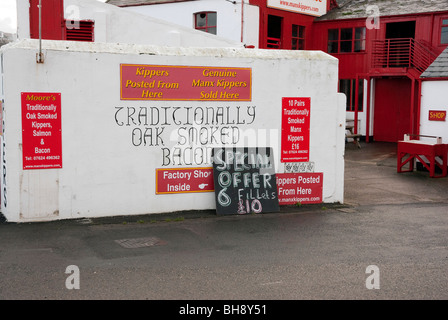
[374,78,411,142]
[29,0,64,40]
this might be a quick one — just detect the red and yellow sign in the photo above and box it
[21,92,62,170]
[156,167,214,194]
[428,110,446,121]
[121,64,252,101]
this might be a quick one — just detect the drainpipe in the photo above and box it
[365,77,371,143]
[36,0,44,63]
[416,79,422,137]
[354,74,359,134]
[241,0,244,43]
[410,78,415,136]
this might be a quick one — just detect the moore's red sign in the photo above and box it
[276,172,323,205]
[156,167,214,194]
[21,92,62,170]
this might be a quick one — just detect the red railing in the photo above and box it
[371,38,438,74]
[267,37,281,49]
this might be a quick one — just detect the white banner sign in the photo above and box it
[267,0,327,17]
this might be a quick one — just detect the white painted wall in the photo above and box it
[121,0,260,48]
[16,0,244,48]
[0,39,344,223]
[420,80,448,144]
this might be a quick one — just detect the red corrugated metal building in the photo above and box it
[309,0,447,142]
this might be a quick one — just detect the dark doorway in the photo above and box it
[384,21,416,67]
[386,21,416,39]
[267,15,282,48]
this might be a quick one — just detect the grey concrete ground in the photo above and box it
[0,141,447,302]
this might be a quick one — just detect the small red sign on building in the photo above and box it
[428,110,446,121]
[21,92,62,170]
[156,167,214,194]
[281,97,311,162]
[276,172,323,205]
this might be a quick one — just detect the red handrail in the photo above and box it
[371,38,438,73]
[267,37,281,49]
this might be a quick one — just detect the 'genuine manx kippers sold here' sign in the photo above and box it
[120,64,252,101]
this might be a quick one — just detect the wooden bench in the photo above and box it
[346,124,362,148]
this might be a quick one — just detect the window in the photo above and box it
[441,18,448,44]
[340,28,353,52]
[354,27,366,52]
[194,12,217,35]
[328,29,339,53]
[328,27,366,53]
[267,15,282,49]
[339,79,364,112]
[292,25,305,50]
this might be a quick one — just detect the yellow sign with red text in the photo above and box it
[121,64,252,101]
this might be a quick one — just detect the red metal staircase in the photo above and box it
[371,38,440,76]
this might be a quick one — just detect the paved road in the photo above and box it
[0,142,447,301]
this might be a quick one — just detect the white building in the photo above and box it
[106,0,260,48]
[1,0,345,222]
[17,0,244,48]
[420,47,448,145]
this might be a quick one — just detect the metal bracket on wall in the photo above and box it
[36,0,44,63]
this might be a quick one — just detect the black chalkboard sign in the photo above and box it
[212,147,280,215]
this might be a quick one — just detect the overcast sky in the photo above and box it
[0,0,108,34]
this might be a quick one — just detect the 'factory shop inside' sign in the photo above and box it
[155,167,214,194]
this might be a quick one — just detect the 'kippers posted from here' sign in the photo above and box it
[120,64,251,101]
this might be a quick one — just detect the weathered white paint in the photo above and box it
[0,39,344,223]
[121,0,260,48]
[420,80,448,144]
[16,0,244,48]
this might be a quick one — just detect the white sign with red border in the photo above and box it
[267,0,327,17]
[276,172,323,205]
